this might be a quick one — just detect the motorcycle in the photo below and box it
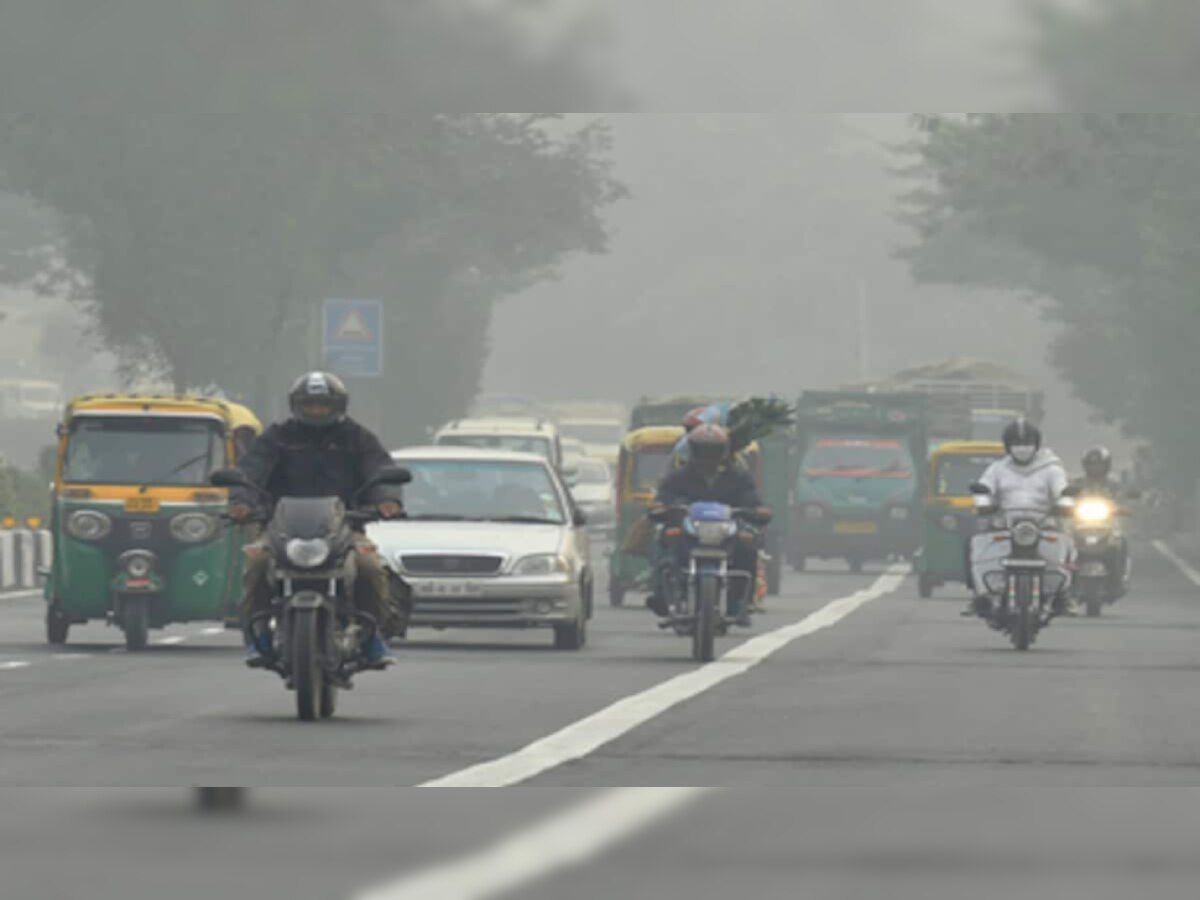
[969,484,1077,651]
[1072,494,1132,617]
[651,502,770,662]
[210,466,411,721]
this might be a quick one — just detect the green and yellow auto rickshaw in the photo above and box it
[914,440,1005,598]
[607,426,684,607]
[44,395,262,649]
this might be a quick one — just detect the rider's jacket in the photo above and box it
[978,449,1069,517]
[656,462,762,511]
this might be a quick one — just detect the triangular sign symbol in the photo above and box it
[336,310,372,341]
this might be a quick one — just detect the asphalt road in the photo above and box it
[3,541,1200,898]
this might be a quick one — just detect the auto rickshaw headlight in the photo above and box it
[940,514,959,532]
[120,550,156,578]
[285,538,331,569]
[66,510,112,541]
[170,512,219,544]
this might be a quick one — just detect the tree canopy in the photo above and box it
[899,3,1200,485]
[0,2,624,443]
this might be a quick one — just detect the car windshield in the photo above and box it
[438,434,553,462]
[802,437,913,478]
[560,422,623,445]
[398,459,565,524]
[936,455,1001,496]
[64,416,225,486]
[575,460,610,485]
[632,447,673,493]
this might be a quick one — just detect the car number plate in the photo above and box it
[125,497,160,513]
[414,580,483,598]
[834,521,879,535]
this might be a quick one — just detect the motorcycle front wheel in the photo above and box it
[292,608,336,721]
[693,574,718,663]
[1010,573,1034,652]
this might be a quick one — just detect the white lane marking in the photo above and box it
[200,627,226,636]
[1153,540,1200,588]
[108,648,126,655]
[0,590,42,601]
[423,566,907,788]
[355,787,708,900]
[157,636,186,646]
[0,661,31,671]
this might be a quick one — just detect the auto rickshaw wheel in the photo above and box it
[847,556,865,574]
[122,597,149,651]
[790,556,806,573]
[918,573,935,599]
[766,552,783,596]
[195,787,246,813]
[46,607,70,645]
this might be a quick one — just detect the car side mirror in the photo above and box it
[210,468,249,489]
[572,508,588,528]
[374,466,413,487]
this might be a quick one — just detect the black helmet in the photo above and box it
[688,423,731,478]
[1002,418,1042,466]
[289,371,348,428]
[1082,446,1112,480]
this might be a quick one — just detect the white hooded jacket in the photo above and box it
[978,449,1069,518]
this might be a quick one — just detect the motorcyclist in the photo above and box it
[968,419,1072,615]
[229,371,402,667]
[649,424,770,627]
[1071,446,1131,599]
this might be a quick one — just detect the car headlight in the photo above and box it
[66,510,112,541]
[940,514,959,532]
[804,505,825,520]
[285,538,331,569]
[119,550,156,578]
[889,507,910,521]
[1076,499,1114,526]
[512,554,571,576]
[1011,521,1041,548]
[170,512,219,544]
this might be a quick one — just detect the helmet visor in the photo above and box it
[295,399,339,427]
[691,442,727,475]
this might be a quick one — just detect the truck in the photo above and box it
[845,358,1044,446]
[789,392,929,573]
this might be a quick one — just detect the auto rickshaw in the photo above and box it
[44,395,263,649]
[608,426,684,607]
[914,440,1005,598]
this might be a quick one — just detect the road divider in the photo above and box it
[423,565,908,787]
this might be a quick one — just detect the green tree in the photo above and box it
[899,7,1200,487]
[0,3,623,443]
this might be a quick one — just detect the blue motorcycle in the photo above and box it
[652,502,769,662]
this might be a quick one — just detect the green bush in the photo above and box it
[0,463,49,523]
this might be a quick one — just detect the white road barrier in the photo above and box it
[0,529,51,591]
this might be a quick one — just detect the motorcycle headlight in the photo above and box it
[889,506,910,521]
[513,554,570,577]
[66,510,112,541]
[1076,499,1114,526]
[170,512,219,544]
[285,538,331,569]
[1011,521,1041,548]
[694,521,736,547]
[120,550,156,578]
[940,514,959,532]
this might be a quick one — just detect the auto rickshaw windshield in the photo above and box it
[935,454,1000,496]
[64,416,225,486]
[632,446,672,493]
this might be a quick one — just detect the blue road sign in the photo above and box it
[322,300,383,379]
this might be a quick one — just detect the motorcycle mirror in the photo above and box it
[1061,484,1082,498]
[210,468,249,489]
[969,483,992,496]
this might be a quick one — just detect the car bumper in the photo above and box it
[406,575,580,629]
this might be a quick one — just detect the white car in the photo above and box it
[369,446,593,649]
[568,458,615,533]
[433,417,564,471]
[558,417,623,466]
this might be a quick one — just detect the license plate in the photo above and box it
[125,497,160,513]
[125,578,152,590]
[413,580,483,598]
[834,522,878,535]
